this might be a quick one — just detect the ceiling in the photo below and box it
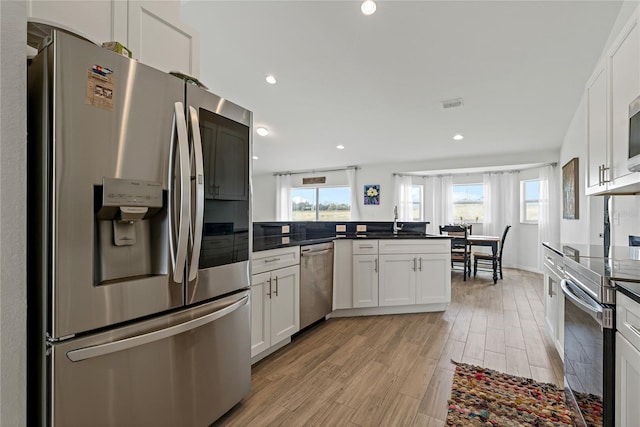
[181,1,623,175]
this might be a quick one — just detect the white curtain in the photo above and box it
[423,175,453,233]
[393,174,413,221]
[483,172,517,237]
[345,168,360,220]
[538,165,559,268]
[482,171,517,266]
[275,174,292,221]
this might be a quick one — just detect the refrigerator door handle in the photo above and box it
[168,102,190,284]
[66,295,249,362]
[187,106,205,282]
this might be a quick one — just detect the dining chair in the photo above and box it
[473,225,511,279]
[439,225,471,281]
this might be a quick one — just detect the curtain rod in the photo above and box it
[393,162,557,178]
[274,165,360,176]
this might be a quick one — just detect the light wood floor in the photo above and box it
[214,268,564,427]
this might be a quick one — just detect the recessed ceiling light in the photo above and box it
[453,134,464,141]
[336,145,345,150]
[361,0,376,16]
[256,127,269,136]
[265,75,277,85]
[252,156,259,160]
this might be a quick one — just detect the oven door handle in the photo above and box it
[561,279,603,319]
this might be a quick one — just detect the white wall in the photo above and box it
[253,149,559,221]
[0,1,27,426]
[253,151,558,273]
[559,92,594,244]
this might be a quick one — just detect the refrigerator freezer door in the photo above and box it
[185,84,253,304]
[33,31,188,338]
[50,291,251,426]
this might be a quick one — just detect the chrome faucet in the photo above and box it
[393,205,403,234]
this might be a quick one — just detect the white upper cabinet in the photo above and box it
[127,1,200,76]
[586,7,640,195]
[608,14,640,189]
[28,0,125,45]
[28,1,199,77]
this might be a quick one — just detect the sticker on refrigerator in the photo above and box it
[85,66,114,111]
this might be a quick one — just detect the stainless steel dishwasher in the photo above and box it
[300,242,334,329]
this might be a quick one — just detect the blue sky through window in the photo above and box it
[524,180,540,200]
[452,184,484,203]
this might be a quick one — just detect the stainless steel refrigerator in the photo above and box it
[27,30,252,426]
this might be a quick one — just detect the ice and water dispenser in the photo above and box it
[94,178,167,284]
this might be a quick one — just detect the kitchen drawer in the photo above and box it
[543,247,564,279]
[352,240,378,255]
[379,239,450,255]
[251,246,300,274]
[617,291,640,351]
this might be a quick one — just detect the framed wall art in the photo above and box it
[562,157,579,220]
[364,185,380,205]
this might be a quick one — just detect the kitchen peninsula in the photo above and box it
[251,221,452,362]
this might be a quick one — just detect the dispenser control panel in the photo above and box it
[102,178,163,208]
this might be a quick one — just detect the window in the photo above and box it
[292,186,351,221]
[452,184,484,222]
[410,185,423,221]
[521,179,540,223]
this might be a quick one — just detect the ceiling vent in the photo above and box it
[442,98,464,109]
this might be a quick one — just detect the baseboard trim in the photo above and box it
[329,303,449,318]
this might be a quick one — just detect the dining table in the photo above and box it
[467,234,501,284]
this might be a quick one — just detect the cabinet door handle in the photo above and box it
[264,257,281,263]
[625,321,640,339]
[267,278,272,299]
[412,258,417,271]
[419,257,423,271]
[548,280,553,297]
[602,165,610,184]
[374,258,378,273]
[598,164,603,186]
[274,276,279,296]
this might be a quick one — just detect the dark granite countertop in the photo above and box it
[543,242,640,260]
[543,241,640,290]
[616,282,640,305]
[253,232,451,252]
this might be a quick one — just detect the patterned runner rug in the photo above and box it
[446,362,573,427]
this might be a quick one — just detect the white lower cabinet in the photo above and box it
[378,253,451,306]
[250,272,271,356]
[352,254,379,308]
[415,253,451,304]
[542,247,564,357]
[379,255,416,306]
[616,332,640,427]
[616,291,640,426]
[349,239,451,311]
[251,248,300,361]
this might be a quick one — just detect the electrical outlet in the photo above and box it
[281,225,290,234]
[281,236,290,244]
[356,225,367,232]
[336,225,346,232]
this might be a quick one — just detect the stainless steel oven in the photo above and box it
[562,256,615,427]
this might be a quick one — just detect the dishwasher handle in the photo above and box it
[301,249,333,257]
